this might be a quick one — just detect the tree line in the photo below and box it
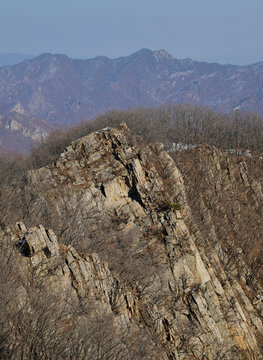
[30,104,263,167]
[1,103,263,170]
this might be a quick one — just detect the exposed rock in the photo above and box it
[1,126,263,359]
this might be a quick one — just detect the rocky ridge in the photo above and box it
[1,125,263,359]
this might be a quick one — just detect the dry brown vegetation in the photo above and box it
[173,147,263,288]
[0,104,263,358]
[0,104,262,268]
[0,104,262,277]
[1,103,262,203]
[28,104,263,168]
[0,232,162,359]
[1,103,263,171]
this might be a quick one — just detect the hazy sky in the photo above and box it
[0,0,262,65]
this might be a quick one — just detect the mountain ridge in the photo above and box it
[1,48,263,152]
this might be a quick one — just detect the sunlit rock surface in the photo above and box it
[1,125,263,359]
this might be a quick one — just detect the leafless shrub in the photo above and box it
[27,104,263,169]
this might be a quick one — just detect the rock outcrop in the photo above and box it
[1,125,263,359]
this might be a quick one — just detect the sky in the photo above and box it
[0,0,262,65]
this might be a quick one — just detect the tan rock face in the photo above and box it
[1,126,263,359]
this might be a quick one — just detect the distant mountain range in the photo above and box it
[1,48,263,152]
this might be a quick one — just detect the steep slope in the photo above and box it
[1,49,263,151]
[1,125,263,359]
[1,222,159,359]
[175,146,263,287]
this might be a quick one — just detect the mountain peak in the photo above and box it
[153,49,174,60]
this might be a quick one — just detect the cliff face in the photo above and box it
[1,125,263,359]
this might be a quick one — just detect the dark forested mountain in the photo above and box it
[1,48,263,151]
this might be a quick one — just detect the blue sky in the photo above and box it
[0,0,262,65]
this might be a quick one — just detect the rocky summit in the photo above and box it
[1,125,263,359]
